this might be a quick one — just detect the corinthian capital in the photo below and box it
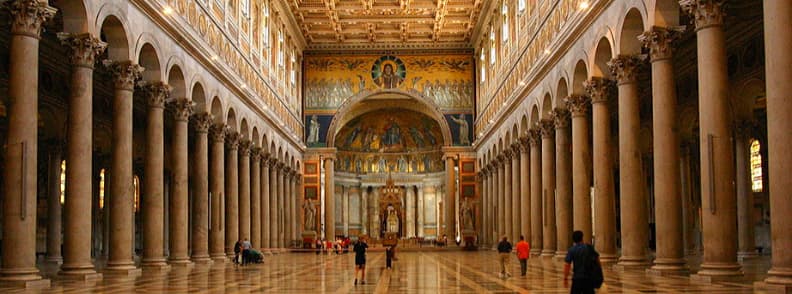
[639,26,685,62]
[58,33,107,68]
[608,55,647,85]
[168,98,194,122]
[103,60,144,91]
[250,147,262,161]
[138,81,171,108]
[209,124,227,142]
[584,77,614,105]
[5,0,56,38]
[539,119,555,139]
[225,132,240,150]
[528,128,541,147]
[238,140,252,155]
[191,112,213,133]
[565,94,590,117]
[551,108,571,129]
[680,0,725,30]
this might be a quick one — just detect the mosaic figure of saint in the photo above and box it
[450,114,470,145]
[307,115,320,144]
[376,64,403,89]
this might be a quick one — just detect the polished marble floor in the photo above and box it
[0,249,775,293]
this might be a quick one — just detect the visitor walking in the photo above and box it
[386,246,395,269]
[353,238,369,285]
[497,236,512,278]
[233,239,243,265]
[564,231,602,294]
[516,235,530,276]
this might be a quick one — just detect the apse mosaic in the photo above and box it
[333,109,444,174]
[304,53,475,111]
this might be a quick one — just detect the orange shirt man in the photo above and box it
[516,235,531,276]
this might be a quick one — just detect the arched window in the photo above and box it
[133,175,140,212]
[99,169,106,209]
[480,51,487,83]
[518,0,526,14]
[262,0,270,49]
[278,28,284,67]
[502,2,509,43]
[241,0,249,17]
[60,160,66,205]
[290,48,296,86]
[489,29,496,65]
[750,139,763,192]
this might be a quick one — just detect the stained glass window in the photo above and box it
[750,139,763,192]
[99,169,106,209]
[60,160,66,205]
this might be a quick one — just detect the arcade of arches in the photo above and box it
[0,0,790,292]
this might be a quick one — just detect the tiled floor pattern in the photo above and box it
[0,250,774,293]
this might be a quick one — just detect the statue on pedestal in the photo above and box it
[303,199,317,231]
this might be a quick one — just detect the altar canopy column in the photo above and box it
[406,186,415,237]
[417,185,425,238]
[759,0,792,290]
[105,61,143,273]
[585,77,617,264]
[0,1,55,286]
[519,139,531,246]
[502,151,513,243]
[250,148,261,249]
[566,95,592,242]
[540,119,557,257]
[680,0,743,280]
[324,158,336,240]
[610,55,650,269]
[261,154,270,248]
[444,155,456,240]
[553,109,572,258]
[140,82,170,269]
[238,141,251,244]
[510,145,521,243]
[639,26,688,274]
[60,33,106,280]
[209,125,226,261]
[529,129,543,256]
[224,132,239,255]
[167,98,193,265]
[190,113,212,263]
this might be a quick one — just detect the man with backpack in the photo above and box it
[563,231,603,294]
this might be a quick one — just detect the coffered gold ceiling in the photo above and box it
[287,0,485,50]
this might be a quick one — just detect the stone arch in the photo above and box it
[592,37,614,78]
[618,8,647,55]
[520,114,529,137]
[98,14,130,61]
[556,77,569,108]
[649,0,681,27]
[226,108,238,132]
[167,65,187,99]
[191,82,207,114]
[55,0,91,34]
[572,60,589,94]
[325,89,453,147]
[137,43,161,82]
[252,127,260,146]
[731,78,765,121]
[530,105,540,127]
[240,118,250,141]
[541,93,553,119]
[511,124,519,145]
[210,96,224,125]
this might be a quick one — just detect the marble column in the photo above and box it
[268,158,278,248]
[585,77,617,263]
[529,129,543,256]
[105,61,143,273]
[680,0,743,280]
[502,150,513,243]
[277,165,286,246]
[481,169,489,246]
[406,186,415,237]
[417,185,424,238]
[60,33,106,280]
[0,0,55,286]
[260,154,271,248]
[46,142,63,264]
[540,119,557,257]
[610,55,650,269]
[250,149,261,248]
[495,157,504,240]
[238,141,251,243]
[167,98,192,265]
[283,169,291,244]
[733,121,756,260]
[760,0,792,289]
[294,175,302,240]
[140,82,170,268]
[510,144,521,243]
[565,94,592,242]
[552,109,572,257]
[444,155,456,240]
[371,188,380,238]
[640,26,688,274]
[288,171,296,242]
[209,124,226,261]
[224,132,239,255]
[361,187,369,235]
[190,113,212,263]
[519,139,531,246]
[324,158,336,240]
[342,185,350,236]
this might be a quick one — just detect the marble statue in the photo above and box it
[461,199,474,231]
[303,199,316,231]
[307,115,320,144]
[386,206,399,233]
[450,114,470,145]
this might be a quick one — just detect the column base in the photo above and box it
[0,268,50,289]
[45,256,63,264]
[540,250,556,258]
[554,251,568,261]
[755,281,792,294]
[599,253,619,264]
[530,249,542,257]
[690,263,743,282]
[614,255,650,271]
[737,251,759,261]
[191,255,213,264]
[105,261,141,277]
[141,257,170,271]
[648,259,689,276]
[754,268,792,293]
[0,278,50,289]
[59,269,103,281]
[168,259,194,268]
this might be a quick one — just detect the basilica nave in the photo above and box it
[0,0,790,292]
